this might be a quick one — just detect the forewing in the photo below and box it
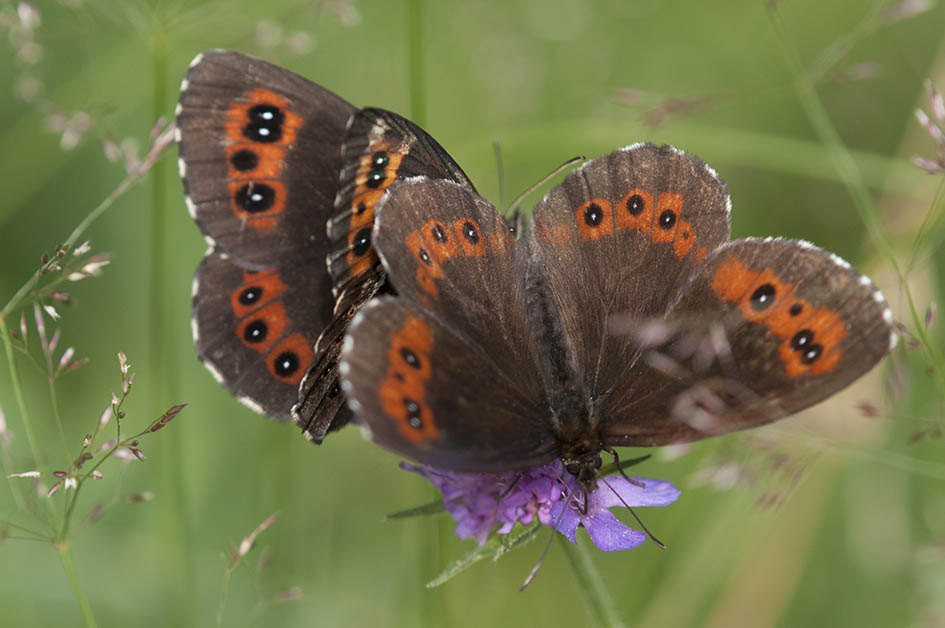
[177,49,355,268]
[326,108,476,298]
[296,109,476,440]
[526,143,731,399]
[371,178,543,395]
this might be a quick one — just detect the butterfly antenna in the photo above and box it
[493,139,505,211]
[520,478,574,592]
[604,445,645,488]
[499,473,523,498]
[505,155,586,223]
[600,476,666,549]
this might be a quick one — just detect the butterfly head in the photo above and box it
[560,449,603,496]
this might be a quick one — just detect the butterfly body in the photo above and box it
[340,144,896,488]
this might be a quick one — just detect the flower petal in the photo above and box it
[593,477,681,509]
[550,501,581,543]
[583,510,647,552]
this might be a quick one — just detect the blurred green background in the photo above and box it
[1,0,944,626]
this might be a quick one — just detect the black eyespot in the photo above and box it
[401,347,420,369]
[418,248,432,265]
[371,151,389,168]
[431,224,448,243]
[235,183,276,213]
[352,228,371,256]
[238,286,262,306]
[355,201,367,215]
[274,351,300,377]
[800,344,823,364]
[366,169,386,188]
[462,221,479,244]
[584,203,603,226]
[230,149,258,172]
[404,397,422,429]
[749,283,776,311]
[327,383,340,399]
[243,320,267,343]
[789,303,803,316]
[626,194,645,216]
[243,105,284,143]
[658,209,676,229]
[249,104,283,124]
[790,329,814,350]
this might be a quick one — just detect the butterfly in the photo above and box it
[176,50,474,442]
[339,143,896,491]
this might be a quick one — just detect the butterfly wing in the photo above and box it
[600,238,896,445]
[327,107,476,298]
[342,298,557,472]
[525,143,732,401]
[178,50,356,436]
[177,49,355,268]
[294,110,477,440]
[191,249,332,420]
[339,179,552,471]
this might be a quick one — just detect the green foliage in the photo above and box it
[1,0,944,626]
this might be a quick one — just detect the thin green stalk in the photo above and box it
[902,281,945,377]
[767,6,945,397]
[558,537,627,628]
[406,0,425,126]
[57,541,98,628]
[907,177,945,273]
[768,10,900,271]
[0,422,28,514]
[149,30,194,625]
[47,379,72,462]
[0,317,56,526]
[807,1,889,84]
[60,396,127,541]
[148,33,168,384]
[0,518,50,541]
[4,534,50,543]
[0,125,175,322]
[404,3,441,623]
[216,566,233,628]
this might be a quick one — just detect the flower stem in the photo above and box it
[406,0,425,126]
[48,378,72,463]
[0,123,175,322]
[57,541,99,628]
[216,566,233,628]
[767,5,945,400]
[0,317,56,527]
[767,8,898,270]
[558,537,627,628]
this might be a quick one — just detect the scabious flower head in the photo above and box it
[402,459,680,552]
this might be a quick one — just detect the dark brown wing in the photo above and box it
[294,109,477,441]
[601,238,896,445]
[525,143,732,403]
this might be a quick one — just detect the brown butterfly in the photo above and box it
[339,143,896,490]
[176,50,474,442]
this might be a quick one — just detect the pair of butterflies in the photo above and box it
[177,50,895,488]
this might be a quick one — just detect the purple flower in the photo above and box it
[401,459,680,552]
